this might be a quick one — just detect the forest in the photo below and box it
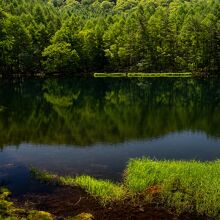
[0,0,219,75]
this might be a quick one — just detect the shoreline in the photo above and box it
[11,184,209,220]
[2,158,220,219]
[0,71,216,79]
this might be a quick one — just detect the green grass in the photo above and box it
[125,158,220,216]
[60,176,126,203]
[31,168,126,204]
[94,73,127,77]
[127,72,192,78]
[32,158,220,218]
[94,72,192,78]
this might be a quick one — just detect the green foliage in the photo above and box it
[94,73,127,77]
[125,158,220,217]
[42,42,79,73]
[0,186,56,219]
[32,169,126,204]
[67,213,94,220]
[94,72,192,77]
[32,158,220,218]
[0,0,219,74]
[61,176,126,204]
[27,211,53,220]
[30,167,60,184]
[0,187,26,219]
[0,188,13,218]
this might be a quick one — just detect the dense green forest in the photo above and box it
[0,0,219,75]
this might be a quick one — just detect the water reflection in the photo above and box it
[0,78,219,148]
[0,77,220,194]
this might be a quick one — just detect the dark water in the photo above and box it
[0,77,220,195]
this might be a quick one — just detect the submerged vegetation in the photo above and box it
[32,158,220,218]
[0,0,220,75]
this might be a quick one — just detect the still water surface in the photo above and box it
[0,77,220,195]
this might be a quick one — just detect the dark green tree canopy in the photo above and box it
[0,0,219,75]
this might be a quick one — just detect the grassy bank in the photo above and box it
[31,169,126,204]
[94,72,192,78]
[32,158,220,219]
[125,159,220,216]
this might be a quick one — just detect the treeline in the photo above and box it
[0,0,220,75]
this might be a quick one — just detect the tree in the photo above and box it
[42,42,79,73]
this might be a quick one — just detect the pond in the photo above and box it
[0,77,220,196]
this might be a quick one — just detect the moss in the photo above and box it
[68,213,94,220]
[27,211,54,220]
[0,188,17,219]
[0,187,55,220]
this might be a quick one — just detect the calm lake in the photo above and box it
[0,77,220,196]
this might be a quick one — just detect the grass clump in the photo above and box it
[30,167,60,184]
[127,72,192,78]
[125,158,220,217]
[31,169,126,204]
[62,176,126,204]
[94,73,126,77]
